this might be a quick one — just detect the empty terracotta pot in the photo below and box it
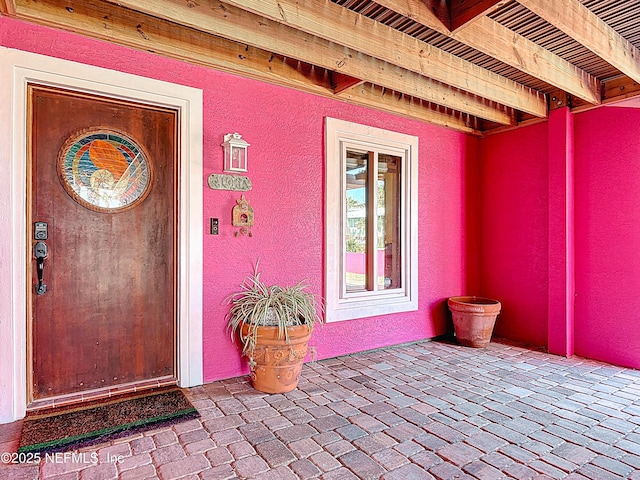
[448,296,501,348]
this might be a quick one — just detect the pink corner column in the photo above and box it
[547,107,575,357]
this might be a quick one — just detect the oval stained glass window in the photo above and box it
[57,128,153,213]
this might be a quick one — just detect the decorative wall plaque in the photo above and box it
[232,195,254,237]
[207,173,252,191]
[57,127,153,213]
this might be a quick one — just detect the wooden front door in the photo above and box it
[28,85,177,404]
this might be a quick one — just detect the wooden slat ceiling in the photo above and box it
[2,0,640,135]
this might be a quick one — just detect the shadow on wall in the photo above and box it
[430,298,455,340]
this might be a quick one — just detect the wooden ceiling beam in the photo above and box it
[377,0,600,105]
[460,17,600,104]
[339,83,482,134]
[330,73,364,94]
[221,0,546,117]
[570,76,640,113]
[517,0,640,85]
[11,0,482,134]
[380,0,448,34]
[0,0,17,15]
[602,76,640,105]
[12,0,335,93]
[449,0,507,32]
[101,0,513,124]
[422,0,451,31]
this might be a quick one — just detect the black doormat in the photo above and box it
[18,387,199,455]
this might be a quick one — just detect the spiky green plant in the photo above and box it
[225,260,324,358]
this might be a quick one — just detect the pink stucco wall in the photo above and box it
[203,88,480,381]
[574,106,640,368]
[478,123,549,346]
[478,105,640,369]
[1,17,480,382]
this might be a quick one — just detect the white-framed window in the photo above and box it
[325,117,418,322]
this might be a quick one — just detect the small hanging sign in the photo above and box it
[207,173,252,191]
[232,194,254,237]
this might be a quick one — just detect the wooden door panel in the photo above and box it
[30,86,177,400]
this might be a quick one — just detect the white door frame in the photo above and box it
[0,47,204,424]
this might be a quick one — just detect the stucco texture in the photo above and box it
[574,106,640,368]
[202,83,480,381]
[478,123,549,347]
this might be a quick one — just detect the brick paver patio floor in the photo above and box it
[2,339,640,479]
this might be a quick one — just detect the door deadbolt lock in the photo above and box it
[34,221,48,240]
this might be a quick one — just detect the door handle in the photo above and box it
[34,241,48,295]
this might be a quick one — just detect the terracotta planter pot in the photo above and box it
[448,296,501,348]
[241,323,312,393]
